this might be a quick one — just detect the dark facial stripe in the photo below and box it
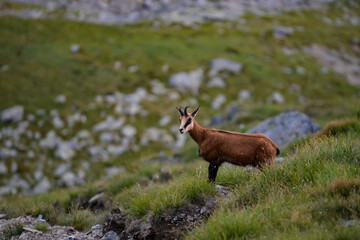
[184,118,192,129]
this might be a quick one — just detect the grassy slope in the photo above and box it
[0,0,360,236]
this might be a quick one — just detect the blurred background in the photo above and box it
[0,0,359,197]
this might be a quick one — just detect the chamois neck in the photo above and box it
[188,120,206,145]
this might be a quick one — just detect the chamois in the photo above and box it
[176,106,279,183]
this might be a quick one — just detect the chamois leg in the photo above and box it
[208,163,219,183]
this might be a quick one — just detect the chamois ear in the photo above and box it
[191,105,200,118]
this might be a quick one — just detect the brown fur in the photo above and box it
[177,106,279,183]
[189,120,279,168]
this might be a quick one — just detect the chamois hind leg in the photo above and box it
[208,163,219,183]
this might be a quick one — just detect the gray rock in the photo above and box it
[161,64,169,72]
[238,90,251,103]
[140,128,173,146]
[113,61,121,70]
[0,162,7,174]
[128,65,139,73]
[52,116,65,128]
[87,146,109,161]
[0,148,17,159]
[121,124,137,138]
[169,68,203,94]
[55,94,66,103]
[247,110,321,148]
[93,116,125,132]
[151,80,167,95]
[106,166,125,177]
[209,58,242,77]
[207,77,226,88]
[59,171,83,187]
[209,115,227,126]
[211,94,226,109]
[1,106,24,123]
[40,130,60,149]
[107,144,128,157]
[267,91,285,104]
[99,132,114,143]
[273,26,295,39]
[70,44,80,53]
[54,164,69,176]
[33,178,51,194]
[55,142,76,160]
[159,115,171,126]
[101,231,119,240]
[0,64,9,72]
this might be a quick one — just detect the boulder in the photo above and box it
[169,68,203,94]
[208,58,242,77]
[1,106,24,123]
[247,110,321,148]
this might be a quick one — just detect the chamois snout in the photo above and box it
[179,128,184,134]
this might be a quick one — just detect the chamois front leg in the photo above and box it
[208,163,219,183]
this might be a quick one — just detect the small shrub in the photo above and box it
[34,223,49,233]
[318,119,360,137]
[1,222,24,240]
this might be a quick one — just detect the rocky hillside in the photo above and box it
[0,0,360,239]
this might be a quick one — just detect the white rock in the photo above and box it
[40,131,60,149]
[59,171,82,187]
[99,132,114,143]
[92,116,125,132]
[54,164,68,176]
[77,130,91,139]
[106,166,125,177]
[87,146,109,161]
[169,68,203,94]
[267,91,285,104]
[211,94,226,110]
[151,80,167,95]
[70,44,80,53]
[238,90,251,103]
[107,144,127,156]
[55,143,75,160]
[0,65,9,72]
[209,58,242,77]
[55,94,66,103]
[161,64,169,72]
[0,148,17,159]
[113,61,121,70]
[1,106,24,123]
[207,77,226,88]
[140,128,173,146]
[11,162,17,173]
[128,65,139,73]
[0,162,7,174]
[159,115,171,126]
[122,125,137,138]
[33,178,51,194]
[273,26,295,39]
[173,133,187,150]
[52,116,64,129]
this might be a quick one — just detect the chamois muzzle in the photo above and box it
[179,128,184,134]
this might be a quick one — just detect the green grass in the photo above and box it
[33,223,49,233]
[186,130,360,239]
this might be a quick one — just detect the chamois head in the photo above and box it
[176,105,200,134]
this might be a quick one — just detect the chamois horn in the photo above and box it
[184,106,190,116]
[176,106,184,116]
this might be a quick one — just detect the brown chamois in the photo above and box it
[176,106,280,183]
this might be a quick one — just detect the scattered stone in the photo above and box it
[273,26,295,39]
[247,110,321,148]
[101,230,119,240]
[113,61,121,70]
[0,64,9,72]
[55,142,76,160]
[33,178,52,194]
[267,91,285,104]
[209,58,242,77]
[141,128,173,146]
[122,125,137,138]
[296,66,306,74]
[52,116,65,129]
[207,77,226,88]
[59,171,83,187]
[208,115,227,126]
[55,94,67,103]
[200,206,206,214]
[1,105,24,123]
[238,90,251,103]
[0,162,7,174]
[70,44,80,53]
[93,116,125,132]
[128,65,139,73]
[169,68,203,94]
[162,64,169,72]
[0,148,17,159]
[106,166,125,177]
[0,214,6,219]
[282,47,297,56]
[282,67,293,75]
[211,94,226,109]
[151,80,167,95]
[159,115,171,126]
[99,132,114,143]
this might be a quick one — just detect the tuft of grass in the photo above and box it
[1,222,24,240]
[318,119,360,137]
[33,222,50,233]
[187,131,360,239]
[122,175,216,217]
